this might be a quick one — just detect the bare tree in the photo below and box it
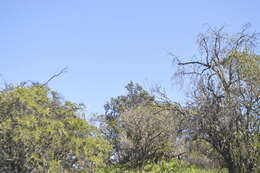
[117,103,181,170]
[173,25,260,173]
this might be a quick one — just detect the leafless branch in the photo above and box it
[42,67,68,86]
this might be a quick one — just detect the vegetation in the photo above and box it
[101,159,227,173]
[0,84,111,173]
[0,26,259,172]
[173,26,260,173]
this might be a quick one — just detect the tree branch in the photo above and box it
[42,67,68,86]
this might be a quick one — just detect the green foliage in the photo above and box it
[100,159,227,173]
[101,82,155,162]
[227,50,260,86]
[100,82,184,169]
[0,84,112,173]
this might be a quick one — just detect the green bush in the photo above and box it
[99,159,227,173]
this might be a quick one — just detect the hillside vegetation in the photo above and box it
[0,27,259,172]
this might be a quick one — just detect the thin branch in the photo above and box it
[178,61,211,68]
[42,67,68,86]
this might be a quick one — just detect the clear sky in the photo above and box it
[0,1,259,115]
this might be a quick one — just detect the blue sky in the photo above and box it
[0,1,259,114]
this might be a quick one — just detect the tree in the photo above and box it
[100,81,155,162]
[0,83,111,173]
[116,103,181,170]
[100,82,183,170]
[173,25,260,173]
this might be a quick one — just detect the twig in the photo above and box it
[42,67,68,86]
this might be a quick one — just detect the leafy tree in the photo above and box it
[100,81,155,162]
[0,83,111,173]
[174,26,260,173]
[100,82,184,170]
